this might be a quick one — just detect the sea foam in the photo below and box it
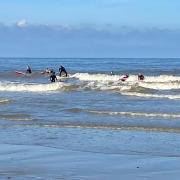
[0,81,65,92]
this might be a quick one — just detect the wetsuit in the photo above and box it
[59,66,67,77]
[50,74,57,82]
[26,66,32,74]
[138,74,144,80]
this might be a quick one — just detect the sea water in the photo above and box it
[0,58,180,156]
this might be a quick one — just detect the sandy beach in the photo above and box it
[0,144,179,180]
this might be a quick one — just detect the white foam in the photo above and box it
[72,73,121,82]
[73,73,180,83]
[0,81,65,92]
[0,99,11,103]
[1,73,180,99]
[72,73,180,92]
[144,75,180,83]
[80,81,132,92]
[121,92,180,100]
[139,82,180,90]
[88,110,180,118]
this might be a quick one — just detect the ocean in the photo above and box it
[0,58,180,157]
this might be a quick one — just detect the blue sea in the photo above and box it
[0,58,180,156]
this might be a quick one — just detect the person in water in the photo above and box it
[45,68,51,73]
[120,74,129,81]
[44,68,54,74]
[50,72,57,82]
[26,65,32,74]
[59,65,67,77]
[138,73,144,80]
[110,71,114,75]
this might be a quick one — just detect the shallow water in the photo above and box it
[0,58,180,156]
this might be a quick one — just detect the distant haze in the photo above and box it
[0,0,180,58]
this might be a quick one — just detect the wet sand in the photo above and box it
[0,144,180,180]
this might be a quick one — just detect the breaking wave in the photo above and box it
[139,82,180,90]
[144,75,180,82]
[121,92,180,100]
[72,73,180,89]
[73,73,180,83]
[0,81,65,92]
[86,110,180,119]
[0,113,32,121]
[0,98,12,104]
[71,73,180,100]
[72,73,121,81]
[36,124,180,133]
[0,73,180,100]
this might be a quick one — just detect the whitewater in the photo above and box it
[0,72,180,99]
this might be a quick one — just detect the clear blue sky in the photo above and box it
[0,0,180,28]
[0,0,180,57]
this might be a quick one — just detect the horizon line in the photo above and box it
[0,57,179,59]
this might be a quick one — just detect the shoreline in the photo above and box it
[0,144,180,179]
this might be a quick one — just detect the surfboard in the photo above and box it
[57,74,70,81]
[15,71,26,76]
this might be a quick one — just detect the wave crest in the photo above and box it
[0,81,65,92]
[0,99,12,104]
[86,110,180,118]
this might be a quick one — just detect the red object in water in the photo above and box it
[120,74,129,81]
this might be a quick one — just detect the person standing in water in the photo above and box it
[26,65,32,74]
[59,65,67,77]
[50,71,57,82]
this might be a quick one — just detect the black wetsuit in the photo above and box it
[138,74,144,80]
[59,66,67,77]
[26,67,32,74]
[50,74,57,82]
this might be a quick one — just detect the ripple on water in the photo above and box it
[0,99,13,104]
[0,114,32,121]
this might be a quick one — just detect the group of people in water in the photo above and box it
[120,73,144,81]
[26,65,144,83]
[111,71,144,81]
[45,66,68,82]
[26,65,68,82]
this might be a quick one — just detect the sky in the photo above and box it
[0,0,180,57]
